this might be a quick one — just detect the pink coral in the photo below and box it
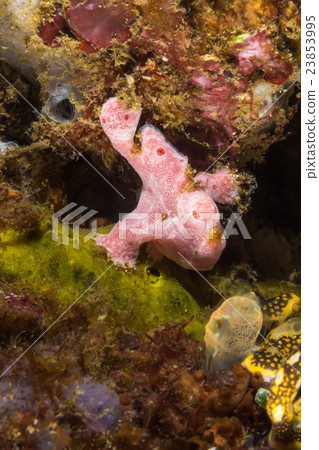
[96,98,238,271]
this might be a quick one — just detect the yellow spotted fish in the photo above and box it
[243,318,301,382]
[258,293,300,329]
[266,352,301,449]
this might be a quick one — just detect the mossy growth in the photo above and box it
[0,220,203,339]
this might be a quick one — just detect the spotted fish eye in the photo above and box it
[193,210,200,219]
[156,147,166,156]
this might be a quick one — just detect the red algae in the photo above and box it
[66,0,135,50]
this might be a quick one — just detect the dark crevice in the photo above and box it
[61,152,142,224]
[221,107,301,280]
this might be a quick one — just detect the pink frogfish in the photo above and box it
[96,97,238,271]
